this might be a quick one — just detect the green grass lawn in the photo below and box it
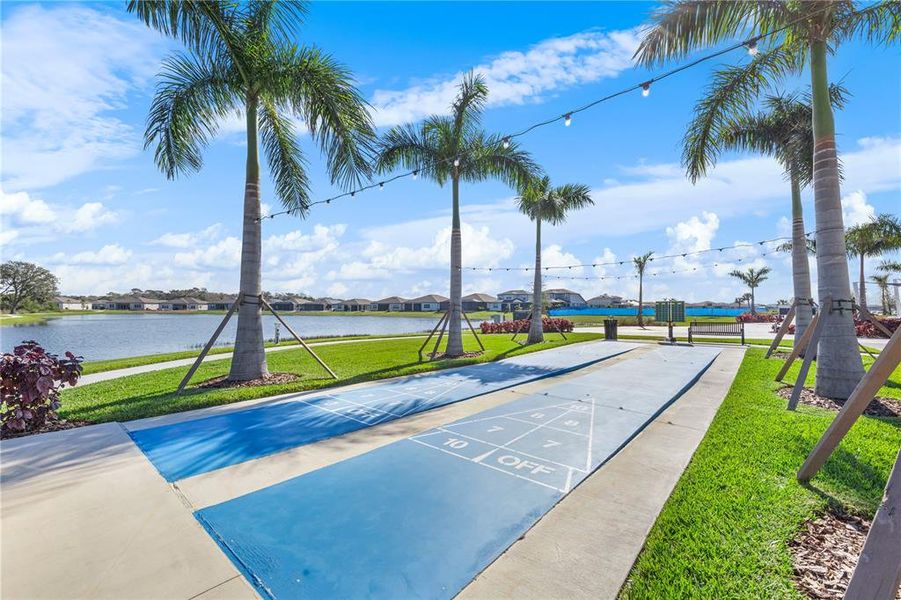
[565,314,739,327]
[621,348,901,598]
[79,332,428,375]
[61,332,603,424]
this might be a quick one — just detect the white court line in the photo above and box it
[500,415,590,438]
[585,389,597,472]
[290,397,383,429]
[323,393,408,419]
[408,437,562,492]
[448,398,585,428]
[564,467,574,493]
[433,423,590,473]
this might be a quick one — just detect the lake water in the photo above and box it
[0,313,445,361]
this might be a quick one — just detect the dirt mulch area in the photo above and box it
[1,418,94,440]
[777,386,901,417]
[198,372,302,389]
[428,351,484,360]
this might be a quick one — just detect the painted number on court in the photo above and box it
[443,438,468,449]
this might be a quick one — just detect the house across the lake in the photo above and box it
[53,296,89,310]
[370,296,406,312]
[587,293,626,308]
[207,296,238,311]
[545,288,587,307]
[497,289,531,311]
[332,298,370,312]
[462,293,502,312]
[404,294,449,312]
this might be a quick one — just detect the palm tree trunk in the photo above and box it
[809,39,864,399]
[527,218,544,344]
[790,168,813,342]
[445,172,464,357]
[750,287,756,314]
[637,270,644,328]
[858,254,867,309]
[229,96,269,381]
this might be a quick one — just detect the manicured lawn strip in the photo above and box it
[61,332,603,424]
[615,333,883,354]
[621,349,901,598]
[79,332,427,375]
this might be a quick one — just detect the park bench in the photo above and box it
[687,321,745,345]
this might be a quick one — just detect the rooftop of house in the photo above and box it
[410,294,449,303]
[498,289,529,296]
[373,296,407,304]
[544,288,579,295]
[463,293,498,302]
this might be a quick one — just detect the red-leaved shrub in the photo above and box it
[1,341,82,436]
[735,313,779,323]
[786,317,900,338]
[480,318,574,334]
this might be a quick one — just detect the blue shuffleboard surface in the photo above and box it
[130,341,635,481]
[197,345,720,599]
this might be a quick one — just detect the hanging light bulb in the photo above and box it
[502,136,511,149]
[745,38,759,56]
[453,157,460,167]
[641,82,651,97]
[379,182,385,191]
[564,113,572,127]
[412,170,418,180]
[350,191,355,197]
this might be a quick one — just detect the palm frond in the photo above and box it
[633,0,788,66]
[144,51,238,179]
[258,98,311,215]
[452,71,489,143]
[127,0,234,61]
[459,133,538,190]
[375,121,445,183]
[245,0,308,41]
[270,45,377,189]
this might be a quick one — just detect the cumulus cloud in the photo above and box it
[174,237,242,269]
[52,244,132,265]
[1,189,120,242]
[1,4,165,190]
[0,190,55,223]
[60,202,121,233]
[841,190,876,227]
[150,224,225,248]
[370,28,640,127]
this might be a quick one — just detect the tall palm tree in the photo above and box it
[130,1,375,381]
[683,81,847,342]
[632,251,654,328]
[729,266,772,314]
[375,73,537,356]
[634,1,900,398]
[515,176,593,344]
[846,214,901,309]
[871,274,891,314]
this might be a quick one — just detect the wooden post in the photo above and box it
[798,326,901,481]
[775,311,821,382]
[260,297,338,379]
[766,302,797,358]
[461,309,486,351]
[418,312,448,361]
[843,447,901,600]
[787,315,825,410]
[176,292,243,395]
[857,303,894,338]
[510,317,528,343]
[431,312,450,359]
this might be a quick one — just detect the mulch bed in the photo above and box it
[776,386,901,417]
[197,372,302,389]
[1,418,93,440]
[789,510,869,599]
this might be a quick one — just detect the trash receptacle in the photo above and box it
[603,319,618,340]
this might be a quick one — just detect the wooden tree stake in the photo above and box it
[176,292,243,395]
[766,302,796,359]
[259,297,338,379]
[776,311,821,382]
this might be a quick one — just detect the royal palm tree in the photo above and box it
[515,176,593,344]
[729,266,771,314]
[632,251,654,328]
[130,0,375,381]
[683,82,847,341]
[375,73,537,356]
[845,214,901,309]
[871,274,891,314]
[634,1,900,398]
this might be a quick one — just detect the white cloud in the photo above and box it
[174,237,242,269]
[52,244,132,266]
[0,190,55,223]
[370,28,640,127]
[61,202,121,233]
[1,4,164,189]
[841,190,876,227]
[362,223,515,271]
[150,224,225,248]
[264,224,346,253]
[1,189,121,241]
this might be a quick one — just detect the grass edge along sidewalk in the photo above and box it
[60,333,603,425]
[620,348,901,598]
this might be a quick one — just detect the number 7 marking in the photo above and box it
[543,440,561,448]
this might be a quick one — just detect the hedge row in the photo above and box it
[480,318,574,334]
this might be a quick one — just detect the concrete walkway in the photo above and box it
[79,333,428,385]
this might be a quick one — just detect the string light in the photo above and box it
[412,170,419,180]
[257,2,860,223]
[379,182,385,190]
[745,38,759,56]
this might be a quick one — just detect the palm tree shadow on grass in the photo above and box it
[800,445,892,515]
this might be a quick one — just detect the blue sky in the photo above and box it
[2,1,899,303]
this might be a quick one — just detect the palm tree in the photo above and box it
[130,1,375,381]
[632,252,654,328]
[634,1,900,398]
[880,260,901,274]
[683,82,847,342]
[515,176,593,344]
[871,274,891,314]
[845,214,901,309]
[729,266,771,314]
[375,73,537,356]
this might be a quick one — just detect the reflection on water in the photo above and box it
[0,313,444,361]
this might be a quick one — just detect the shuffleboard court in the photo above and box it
[130,341,635,481]
[196,345,719,599]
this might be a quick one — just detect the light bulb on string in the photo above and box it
[641,82,651,97]
[745,38,759,56]
[564,113,572,127]
[453,157,460,167]
[379,182,385,191]
[412,170,418,180]
[502,137,511,149]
